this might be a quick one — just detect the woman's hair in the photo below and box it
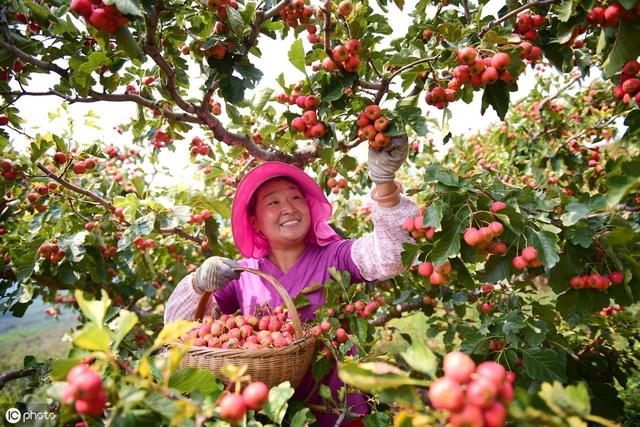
[247,176,302,216]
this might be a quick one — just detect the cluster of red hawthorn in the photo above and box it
[1,159,18,180]
[61,363,107,417]
[289,94,327,138]
[188,209,212,224]
[150,129,174,149]
[70,0,129,34]
[428,352,515,427]
[190,136,210,156]
[416,261,453,286]
[585,2,640,28]
[613,59,640,106]
[182,307,303,349]
[511,246,542,269]
[569,271,624,291]
[402,210,436,240]
[600,303,623,316]
[277,0,313,28]
[356,105,393,150]
[216,382,269,424]
[322,39,363,73]
[38,242,66,264]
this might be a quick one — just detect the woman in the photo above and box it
[165,137,418,425]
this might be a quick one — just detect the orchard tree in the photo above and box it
[1,0,640,425]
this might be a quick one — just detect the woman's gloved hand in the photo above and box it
[367,134,409,184]
[193,257,241,292]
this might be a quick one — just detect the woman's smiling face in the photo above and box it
[249,178,311,250]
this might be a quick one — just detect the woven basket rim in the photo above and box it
[176,335,315,357]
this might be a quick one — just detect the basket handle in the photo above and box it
[194,267,304,340]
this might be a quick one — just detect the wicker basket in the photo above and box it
[178,267,316,388]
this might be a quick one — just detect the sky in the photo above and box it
[7,0,568,188]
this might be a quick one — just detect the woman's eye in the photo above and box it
[267,200,278,206]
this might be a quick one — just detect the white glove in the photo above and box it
[368,134,409,184]
[193,256,241,292]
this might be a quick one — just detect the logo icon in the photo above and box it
[5,407,21,424]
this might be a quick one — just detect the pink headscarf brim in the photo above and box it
[231,161,342,259]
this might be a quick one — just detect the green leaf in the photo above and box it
[565,223,595,248]
[24,0,50,19]
[110,310,138,349]
[104,0,143,16]
[226,6,245,35]
[74,322,111,352]
[290,407,316,427]
[338,362,430,392]
[114,26,144,59]
[429,220,461,266]
[602,20,640,77]
[556,290,609,326]
[606,172,640,208]
[151,320,196,351]
[261,382,295,424]
[168,368,222,394]
[74,289,111,326]
[254,87,274,114]
[481,256,510,283]
[481,81,510,120]
[220,75,246,104]
[58,231,88,263]
[561,197,606,226]
[523,348,567,383]
[459,330,489,355]
[396,96,428,135]
[539,381,591,418]
[363,412,393,427]
[400,340,437,378]
[30,134,54,162]
[554,0,575,22]
[288,38,307,75]
[526,229,560,270]
[423,201,443,231]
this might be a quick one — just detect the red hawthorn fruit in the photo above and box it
[610,271,624,284]
[428,377,464,411]
[422,29,433,41]
[332,45,349,62]
[449,404,484,427]
[322,57,336,72]
[483,402,507,427]
[242,382,269,410]
[604,3,623,27]
[531,14,545,27]
[0,115,9,126]
[89,8,118,34]
[309,123,326,137]
[338,0,354,17]
[343,56,361,72]
[418,262,434,277]
[512,256,527,269]
[291,117,306,132]
[464,227,483,246]
[364,105,381,121]
[335,328,349,343]
[465,377,498,408]
[481,67,499,85]
[475,361,507,386]
[586,7,605,25]
[218,393,246,423]
[74,390,107,416]
[54,151,68,165]
[491,52,511,71]
[623,60,640,75]
[457,46,477,65]
[71,0,94,18]
[443,351,475,384]
[346,39,363,55]
[491,201,506,212]
[429,271,446,285]
[302,110,318,125]
[521,246,538,262]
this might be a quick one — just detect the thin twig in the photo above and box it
[537,73,581,111]
[37,163,115,211]
[389,55,439,81]
[0,368,36,390]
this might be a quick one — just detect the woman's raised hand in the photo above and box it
[367,134,409,184]
[193,256,241,292]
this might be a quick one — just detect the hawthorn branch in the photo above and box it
[358,79,384,90]
[479,0,560,38]
[618,204,640,212]
[0,368,36,390]
[0,39,68,78]
[461,0,470,21]
[537,73,581,111]
[37,163,115,211]
[158,227,203,244]
[32,274,68,290]
[0,90,200,123]
[369,299,431,326]
[389,56,439,82]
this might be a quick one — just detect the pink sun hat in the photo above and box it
[231,161,342,259]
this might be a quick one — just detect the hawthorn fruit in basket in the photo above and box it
[181,305,307,349]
